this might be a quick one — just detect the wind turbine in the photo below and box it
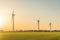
[37,19,40,31]
[49,22,52,31]
[12,10,15,32]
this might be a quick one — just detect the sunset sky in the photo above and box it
[0,0,60,31]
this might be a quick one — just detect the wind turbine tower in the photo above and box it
[49,22,52,31]
[12,10,15,32]
[37,19,40,31]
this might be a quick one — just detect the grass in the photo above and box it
[0,32,60,40]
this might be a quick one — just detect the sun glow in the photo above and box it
[0,17,4,26]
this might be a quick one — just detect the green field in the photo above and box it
[0,32,60,40]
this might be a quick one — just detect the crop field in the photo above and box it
[0,32,60,40]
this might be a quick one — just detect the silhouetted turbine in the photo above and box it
[49,22,52,31]
[37,20,40,30]
[12,10,15,32]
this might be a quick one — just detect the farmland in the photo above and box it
[0,32,60,40]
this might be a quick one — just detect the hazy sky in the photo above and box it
[0,0,60,31]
